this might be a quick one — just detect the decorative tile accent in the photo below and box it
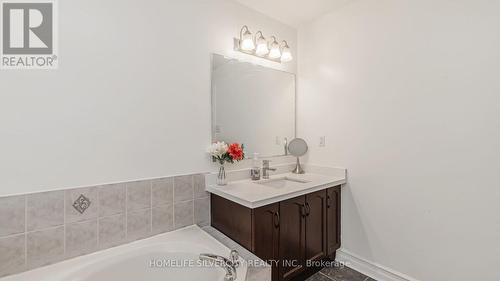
[98,214,126,249]
[99,183,126,217]
[127,181,151,211]
[0,234,26,278]
[66,187,98,224]
[127,208,152,241]
[73,194,91,214]
[174,200,193,229]
[65,220,98,258]
[174,175,193,202]
[152,204,173,234]
[27,226,65,269]
[0,172,210,278]
[27,191,64,231]
[152,177,173,207]
[0,195,25,237]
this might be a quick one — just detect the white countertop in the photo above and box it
[205,164,346,209]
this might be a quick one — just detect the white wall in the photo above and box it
[297,0,500,280]
[0,0,297,196]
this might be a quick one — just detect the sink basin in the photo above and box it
[257,177,310,188]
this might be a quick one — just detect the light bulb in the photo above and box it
[281,51,292,62]
[254,32,269,56]
[268,38,281,59]
[240,26,255,51]
[269,47,281,59]
[241,37,255,51]
[281,47,292,62]
[256,43,269,56]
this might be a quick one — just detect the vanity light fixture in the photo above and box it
[268,36,281,59]
[234,25,293,63]
[280,40,293,62]
[240,25,255,51]
[254,31,269,56]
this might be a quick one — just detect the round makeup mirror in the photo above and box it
[288,138,308,174]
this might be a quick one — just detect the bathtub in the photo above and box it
[2,226,247,281]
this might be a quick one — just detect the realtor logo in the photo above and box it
[1,0,58,69]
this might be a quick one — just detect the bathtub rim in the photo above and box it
[0,225,248,281]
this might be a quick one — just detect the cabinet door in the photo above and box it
[327,186,341,257]
[211,194,252,250]
[278,196,306,281]
[305,190,327,262]
[252,203,280,281]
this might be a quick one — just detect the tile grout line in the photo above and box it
[96,188,100,248]
[63,190,66,258]
[172,177,176,229]
[150,181,153,234]
[24,224,66,234]
[125,184,128,241]
[24,195,27,269]
[170,178,174,230]
[191,175,195,225]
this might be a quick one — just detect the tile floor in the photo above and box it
[306,265,376,281]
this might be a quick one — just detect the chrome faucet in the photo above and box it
[262,160,277,179]
[199,250,239,281]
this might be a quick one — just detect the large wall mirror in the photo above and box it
[211,54,296,158]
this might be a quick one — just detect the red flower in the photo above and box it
[227,143,244,161]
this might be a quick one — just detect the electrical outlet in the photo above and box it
[319,136,326,147]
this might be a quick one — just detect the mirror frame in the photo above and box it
[210,53,297,159]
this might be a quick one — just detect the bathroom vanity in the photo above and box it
[209,54,346,280]
[206,166,346,281]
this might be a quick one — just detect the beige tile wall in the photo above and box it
[0,173,209,278]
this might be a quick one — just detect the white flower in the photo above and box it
[207,141,228,158]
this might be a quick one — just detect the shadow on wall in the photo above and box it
[340,181,374,260]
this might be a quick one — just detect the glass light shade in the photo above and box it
[255,42,269,56]
[269,45,281,59]
[240,30,255,51]
[281,47,293,62]
[254,32,269,56]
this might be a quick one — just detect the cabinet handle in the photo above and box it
[327,195,331,208]
[305,202,311,216]
[274,212,280,228]
[294,202,307,217]
[300,204,307,217]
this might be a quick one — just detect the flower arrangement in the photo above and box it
[207,141,245,186]
[207,141,245,165]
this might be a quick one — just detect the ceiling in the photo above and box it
[234,0,353,27]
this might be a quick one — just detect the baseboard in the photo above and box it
[335,249,419,281]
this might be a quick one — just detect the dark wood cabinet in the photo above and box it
[210,194,252,250]
[278,196,306,281]
[326,186,341,258]
[305,190,328,263]
[252,203,280,281]
[211,185,341,281]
